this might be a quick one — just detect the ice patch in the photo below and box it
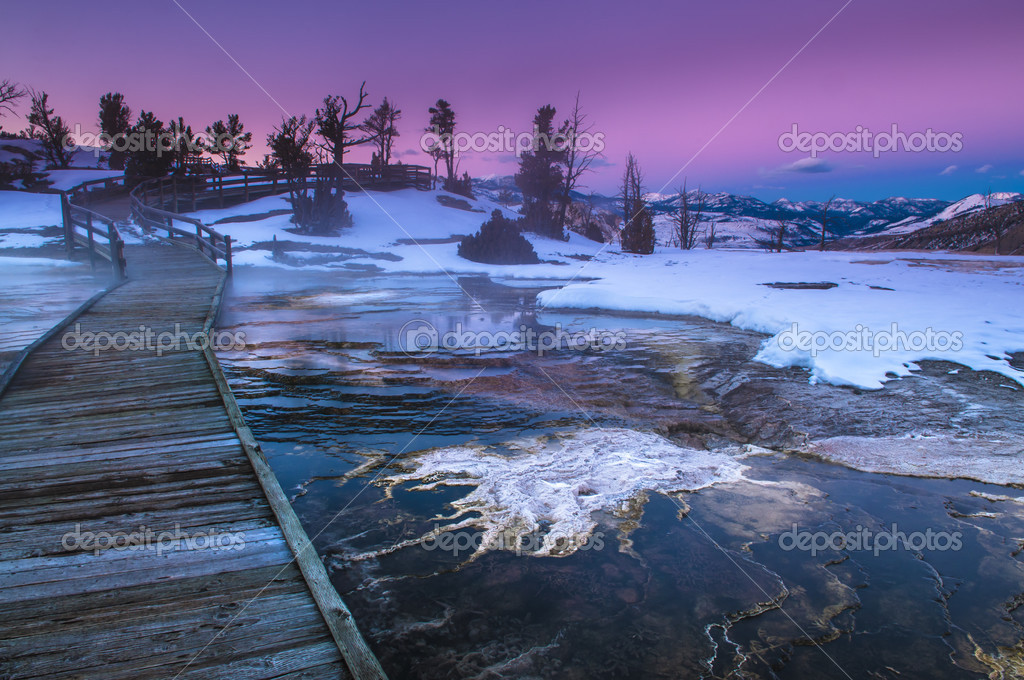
[377,428,750,558]
[808,434,1024,486]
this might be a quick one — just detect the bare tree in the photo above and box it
[0,79,27,129]
[819,195,835,251]
[753,219,790,252]
[674,180,705,249]
[704,221,717,249]
[315,81,372,187]
[619,152,655,254]
[556,93,601,229]
[267,115,314,203]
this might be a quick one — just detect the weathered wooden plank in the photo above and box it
[0,240,365,679]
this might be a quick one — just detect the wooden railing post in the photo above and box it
[86,216,96,272]
[244,174,249,203]
[224,236,232,276]
[60,192,73,259]
[191,178,197,212]
[172,176,179,213]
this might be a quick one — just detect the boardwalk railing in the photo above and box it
[134,163,432,213]
[129,162,433,275]
[131,197,234,275]
[48,185,128,281]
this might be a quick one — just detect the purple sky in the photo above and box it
[4,0,1022,201]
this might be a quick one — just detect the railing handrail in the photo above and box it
[128,162,433,277]
[36,184,128,281]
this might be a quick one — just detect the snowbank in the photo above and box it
[537,249,1024,390]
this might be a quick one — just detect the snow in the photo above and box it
[535,249,1024,390]
[0,255,83,268]
[185,188,607,278]
[809,433,1024,485]
[0,191,62,229]
[175,187,1024,391]
[45,169,123,191]
[0,232,50,248]
[880,192,1023,235]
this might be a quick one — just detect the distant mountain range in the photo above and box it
[473,175,1023,247]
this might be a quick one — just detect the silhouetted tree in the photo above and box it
[515,104,565,238]
[206,113,251,171]
[98,92,131,169]
[125,110,174,180]
[0,80,27,133]
[557,93,601,230]
[316,82,371,172]
[360,97,401,166]
[27,91,72,168]
[427,99,457,190]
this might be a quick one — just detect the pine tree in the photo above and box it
[125,111,173,181]
[98,92,131,170]
[427,99,457,190]
[515,105,565,239]
[360,97,401,167]
[206,113,252,171]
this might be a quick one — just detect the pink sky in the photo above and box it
[3,0,1022,200]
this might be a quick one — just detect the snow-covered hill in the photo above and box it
[879,192,1024,235]
[473,176,953,248]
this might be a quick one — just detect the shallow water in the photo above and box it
[217,268,1024,679]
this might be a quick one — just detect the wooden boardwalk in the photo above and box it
[0,242,382,679]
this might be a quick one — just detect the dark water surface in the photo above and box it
[217,268,1024,679]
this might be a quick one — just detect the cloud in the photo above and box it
[767,157,834,175]
[976,164,993,174]
[939,165,957,176]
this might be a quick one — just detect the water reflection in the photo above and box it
[217,268,1024,679]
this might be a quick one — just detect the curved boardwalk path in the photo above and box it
[0,237,380,678]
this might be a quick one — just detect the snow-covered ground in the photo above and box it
[181,187,1024,392]
[0,190,62,230]
[45,169,123,191]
